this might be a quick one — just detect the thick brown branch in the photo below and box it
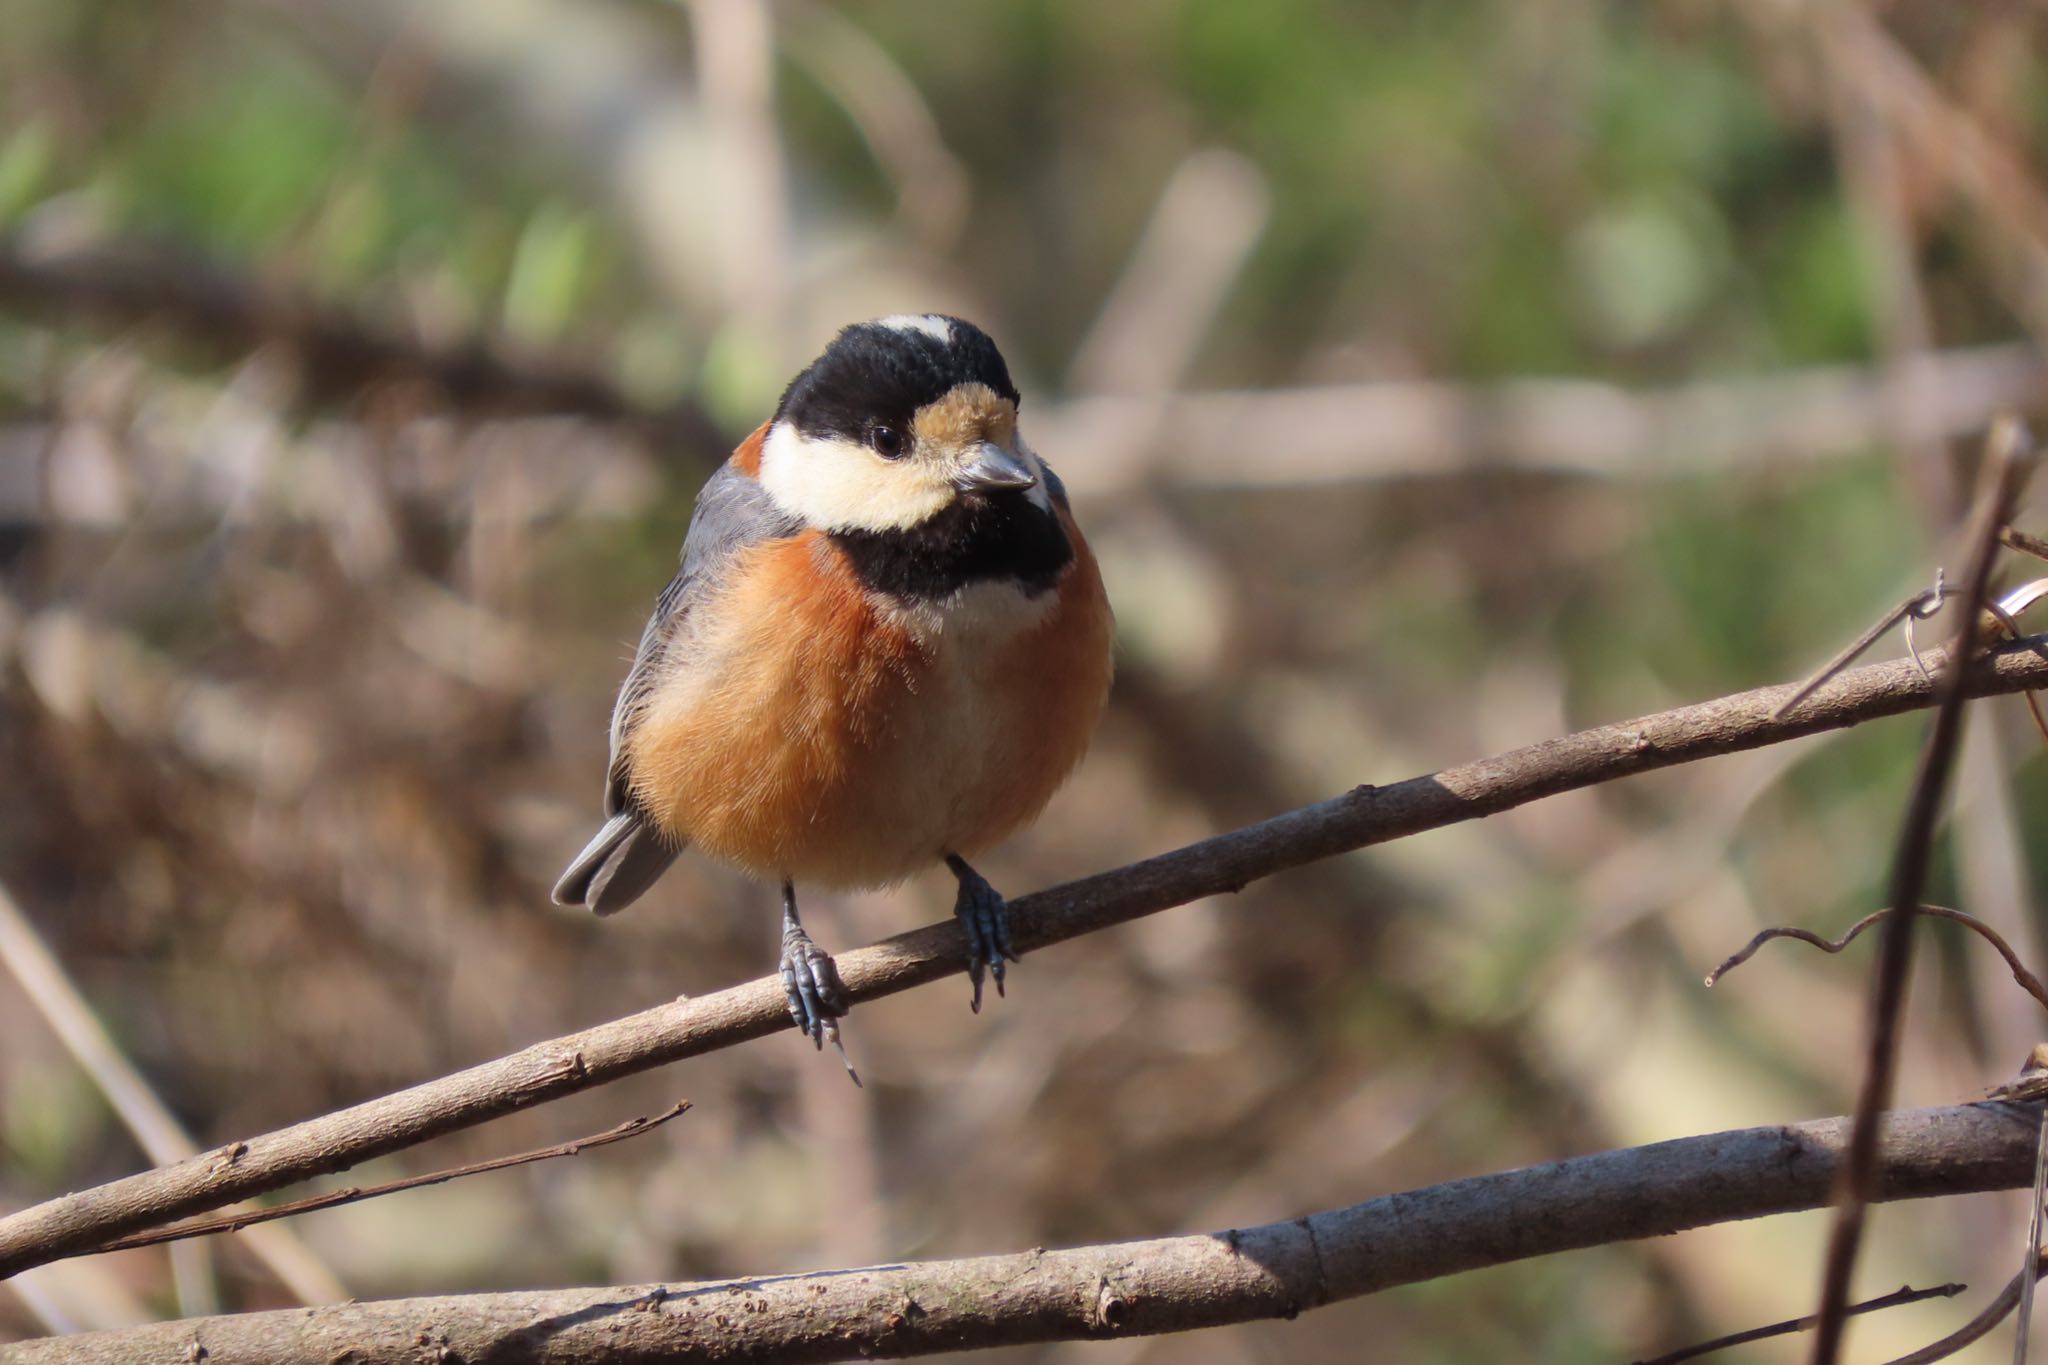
[3,1103,2038,1365]
[2,636,2046,1281]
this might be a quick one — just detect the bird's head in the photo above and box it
[756,315,1050,533]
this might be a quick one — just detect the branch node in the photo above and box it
[1095,1277,1131,1330]
[205,1142,248,1176]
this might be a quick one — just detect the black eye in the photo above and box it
[869,424,906,458]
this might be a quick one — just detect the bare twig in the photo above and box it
[2,1276,78,1338]
[1707,904,2048,1016]
[2006,529,2048,563]
[0,238,724,451]
[780,4,970,249]
[2016,1104,2048,1363]
[1812,417,2037,1365]
[1883,1253,2048,1365]
[0,868,225,1320]
[1065,147,1268,398]
[684,0,789,335]
[1635,1282,1966,1365]
[1773,573,1949,720]
[4,634,2048,1281]
[3,1104,2039,1365]
[1820,6,1948,515]
[1039,343,2047,494]
[0,876,345,1305]
[88,1102,690,1256]
[1815,7,2048,345]
[4,233,2041,493]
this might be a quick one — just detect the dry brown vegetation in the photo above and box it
[7,2,2048,1361]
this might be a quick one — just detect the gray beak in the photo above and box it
[954,443,1037,493]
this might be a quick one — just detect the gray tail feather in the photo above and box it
[551,813,679,916]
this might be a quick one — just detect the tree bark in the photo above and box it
[5,1102,2036,1364]
[0,638,2043,1283]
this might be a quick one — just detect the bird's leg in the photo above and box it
[778,882,856,1081]
[945,854,1019,1013]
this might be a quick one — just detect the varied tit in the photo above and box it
[553,315,1113,1060]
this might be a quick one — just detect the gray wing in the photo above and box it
[552,462,801,914]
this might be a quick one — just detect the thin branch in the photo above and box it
[780,4,971,250]
[1040,343,2047,494]
[1635,1282,1966,1365]
[0,238,725,452]
[1883,1253,2048,1365]
[1814,6,2048,346]
[2016,1104,2048,1363]
[0,867,228,1321]
[0,876,345,1305]
[1821,7,1947,514]
[3,634,2048,1281]
[1813,416,2037,1364]
[88,1102,690,1256]
[1707,904,2048,1016]
[1772,574,1948,720]
[5,235,2043,494]
[3,1104,2039,1365]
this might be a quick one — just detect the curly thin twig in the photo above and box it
[1707,905,2048,1016]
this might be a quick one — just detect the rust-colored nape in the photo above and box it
[729,420,772,477]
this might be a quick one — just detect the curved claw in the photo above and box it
[775,882,859,1084]
[947,856,1019,1012]
[779,926,850,1048]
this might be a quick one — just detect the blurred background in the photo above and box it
[3,1,2048,1360]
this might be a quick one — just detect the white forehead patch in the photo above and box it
[874,314,954,343]
[756,419,953,533]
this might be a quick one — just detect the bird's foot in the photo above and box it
[778,922,858,1084]
[946,855,1019,1013]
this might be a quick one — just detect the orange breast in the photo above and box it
[625,521,1112,889]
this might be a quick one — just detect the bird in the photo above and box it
[552,314,1114,1064]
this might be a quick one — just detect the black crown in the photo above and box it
[775,317,1020,444]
